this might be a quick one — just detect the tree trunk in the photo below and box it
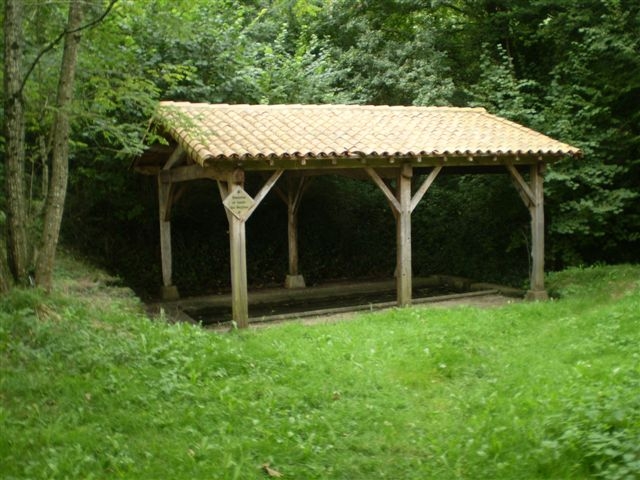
[35,0,86,290]
[3,0,29,286]
[0,245,12,294]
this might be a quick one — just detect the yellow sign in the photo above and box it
[223,185,255,219]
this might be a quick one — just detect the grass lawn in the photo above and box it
[1,256,639,479]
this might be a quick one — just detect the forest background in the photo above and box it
[1,0,639,297]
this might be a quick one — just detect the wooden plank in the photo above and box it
[410,166,442,213]
[506,164,535,208]
[365,167,401,213]
[164,164,229,183]
[527,163,548,300]
[396,164,413,306]
[232,289,500,325]
[217,153,550,172]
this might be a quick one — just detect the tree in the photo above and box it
[435,0,640,265]
[34,0,85,289]
[1,0,118,292]
[314,0,454,105]
[3,0,29,289]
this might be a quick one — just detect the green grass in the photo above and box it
[1,257,639,479]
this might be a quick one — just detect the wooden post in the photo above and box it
[288,200,299,275]
[157,174,179,300]
[224,169,250,327]
[527,163,548,300]
[286,177,307,288]
[274,176,309,288]
[396,164,413,306]
[228,210,250,325]
[220,169,284,328]
[366,165,441,307]
[506,163,548,300]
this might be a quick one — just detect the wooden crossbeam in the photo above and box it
[161,164,229,183]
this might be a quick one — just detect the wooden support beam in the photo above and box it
[228,209,249,327]
[287,176,309,287]
[506,164,535,208]
[396,164,413,306]
[161,164,229,183]
[215,153,551,173]
[365,167,401,214]
[366,165,415,305]
[162,145,186,171]
[290,176,309,215]
[217,179,229,202]
[242,170,283,220]
[157,175,179,300]
[223,171,249,328]
[219,170,284,328]
[288,199,300,277]
[274,175,311,288]
[507,163,548,299]
[527,163,548,300]
[410,166,442,213]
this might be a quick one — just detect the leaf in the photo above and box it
[262,463,283,478]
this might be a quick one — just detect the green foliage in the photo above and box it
[436,0,640,266]
[5,0,639,293]
[538,0,640,263]
[467,43,539,125]
[314,0,455,105]
[297,177,396,281]
[541,378,640,480]
[413,174,530,284]
[242,24,349,104]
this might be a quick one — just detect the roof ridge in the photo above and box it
[158,101,488,113]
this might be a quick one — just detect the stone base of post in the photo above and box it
[285,275,306,289]
[161,285,180,301]
[525,289,549,301]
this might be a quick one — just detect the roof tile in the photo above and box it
[153,102,581,166]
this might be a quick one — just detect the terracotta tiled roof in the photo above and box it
[153,101,581,166]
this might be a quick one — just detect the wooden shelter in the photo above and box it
[135,102,581,328]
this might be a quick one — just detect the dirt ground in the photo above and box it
[209,292,521,331]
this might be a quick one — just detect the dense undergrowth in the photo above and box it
[1,255,638,479]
